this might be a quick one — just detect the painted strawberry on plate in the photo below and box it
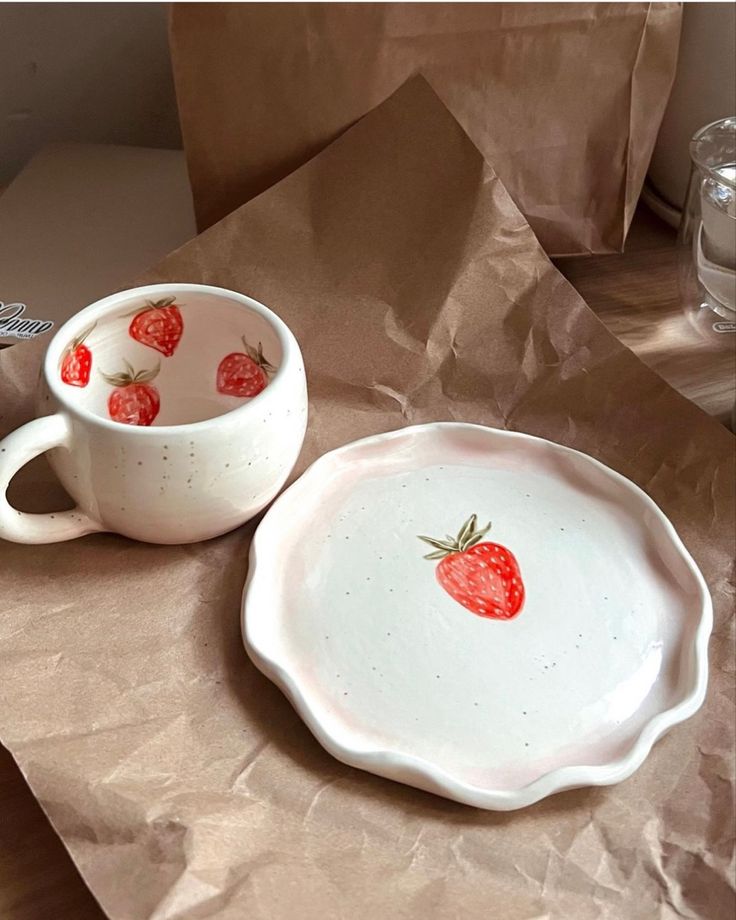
[216,337,276,397]
[419,514,525,620]
[129,297,183,357]
[101,360,160,426]
[60,323,95,387]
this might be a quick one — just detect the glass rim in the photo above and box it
[690,116,736,191]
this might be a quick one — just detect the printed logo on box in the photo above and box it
[0,302,54,339]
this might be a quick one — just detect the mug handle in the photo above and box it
[0,413,104,544]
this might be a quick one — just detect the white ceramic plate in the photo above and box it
[242,424,712,810]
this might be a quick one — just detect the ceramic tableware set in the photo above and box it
[0,286,712,810]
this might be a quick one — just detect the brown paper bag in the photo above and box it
[170,1,682,256]
[1,78,733,920]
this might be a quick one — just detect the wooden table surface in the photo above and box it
[557,207,735,427]
[0,204,734,919]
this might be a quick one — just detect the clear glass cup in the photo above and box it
[678,117,736,345]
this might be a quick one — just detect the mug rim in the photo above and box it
[44,282,302,435]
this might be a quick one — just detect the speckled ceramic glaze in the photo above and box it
[0,283,308,544]
[242,424,712,810]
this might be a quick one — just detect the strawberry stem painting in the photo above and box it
[419,514,525,620]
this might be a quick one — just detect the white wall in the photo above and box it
[639,3,735,210]
[0,3,181,185]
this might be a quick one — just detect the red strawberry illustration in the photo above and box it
[129,297,183,357]
[60,323,95,387]
[419,514,525,620]
[101,360,160,426]
[216,337,276,397]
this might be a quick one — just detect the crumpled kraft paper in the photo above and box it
[0,77,733,920]
[169,1,682,257]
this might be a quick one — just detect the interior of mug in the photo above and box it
[51,287,285,426]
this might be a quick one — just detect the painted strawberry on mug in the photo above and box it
[60,323,95,387]
[419,514,525,620]
[101,360,160,426]
[129,296,183,357]
[217,337,276,398]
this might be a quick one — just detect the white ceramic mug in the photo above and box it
[0,283,308,544]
